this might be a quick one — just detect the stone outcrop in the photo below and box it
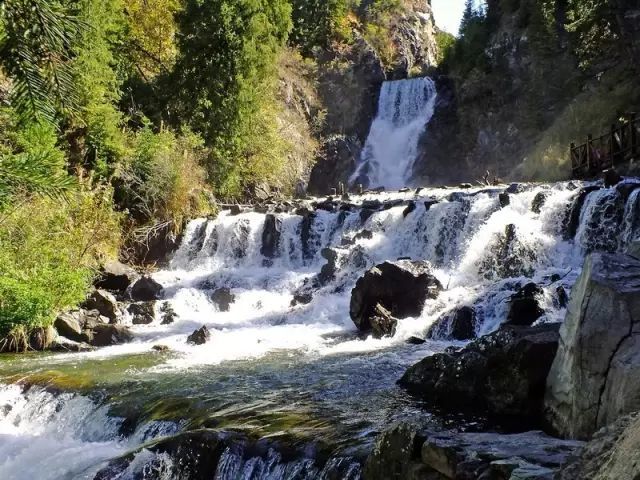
[400,324,560,421]
[127,302,155,325]
[428,306,476,341]
[94,260,137,293]
[558,412,640,480]
[82,289,119,322]
[505,283,544,326]
[187,326,210,345]
[363,423,582,480]
[545,253,640,440]
[261,213,282,261]
[130,276,163,301]
[350,260,442,334]
[54,309,132,347]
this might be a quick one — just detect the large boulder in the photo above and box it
[130,276,163,301]
[187,326,210,345]
[428,306,476,341]
[400,324,560,421]
[350,260,442,333]
[127,302,155,325]
[89,324,134,347]
[505,283,544,327]
[261,213,282,261]
[210,287,235,312]
[370,303,399,339]
[94,260,137,293]
[54,309,132,347]
[544,253,640,439]
[82,289,119,322]
[558,413,640,480]
[363,423,428,480]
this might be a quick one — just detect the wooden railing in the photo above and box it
[571,113,640,178]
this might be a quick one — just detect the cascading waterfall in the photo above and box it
[350,77,437,189]
[2,180,640,479]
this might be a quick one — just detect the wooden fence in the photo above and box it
[571,113,640,178]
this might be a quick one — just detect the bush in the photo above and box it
[0,187,122,337]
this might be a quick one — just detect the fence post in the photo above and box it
[587,134,593,173]
[631,112,638,159]
[570,142,576,175]
[611,124,618,168]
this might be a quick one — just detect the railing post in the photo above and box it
[570,142,576,175]
[587,134,593,173]
[631,112,638,159]
[611,123,618,168]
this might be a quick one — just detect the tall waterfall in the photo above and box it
[350,77,437,189]
[2,180,640,479]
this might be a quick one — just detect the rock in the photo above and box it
[555,286,569,309]
[130,276,163,301]
[360,208,377,224]
[362,199,382,210]
[350,260,442,333]
[90,324,133,347]
[49,338,95,352]
[28,326,56,351]
[290,292,313,307]
[428,306,476,341]
[400,324,561,420]
[403,201,417,217]
[420,429,582,480]
[499,192,511,208]
[424,199,438,211]
[260,214,282,260]
[505,283,544,326]
[531,191,549,214]
[124,220,180,266]
[54,311,84,342]
[382,199,404,210]
[563,186,601,240]
[557,412,640,480]
[627,238,640,260]
[363,423,424,480]
[94,260,137,293]
[152,344,170,352]
[407,336,426,345]
[603,168,622,187]
[210,287,235,312]
[545,253,640,439]
[459,183,473,189]
[82,289,119,322]
[370,303,398,339]
[318,247,340,285]
[187,326,210,345]
[160,302,178,325]
[127,302,155,325]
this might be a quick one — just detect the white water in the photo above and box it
[350,77,437,189]
[2,180,640,479]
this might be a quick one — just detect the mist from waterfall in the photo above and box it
[350,77,437,189]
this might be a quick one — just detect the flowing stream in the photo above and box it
[350,77,437,189]
[2,179,640,479]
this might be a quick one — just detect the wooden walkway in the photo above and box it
[571,113,639,178]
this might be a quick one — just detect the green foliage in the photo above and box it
[361,0,403,68]
[289,0,351,55]
[0,187,122,336]
[0,0,84,124]
[171,0,292,198]
[435,30,456,67]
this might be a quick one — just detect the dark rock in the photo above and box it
[82,289,119,322]
[420,429,582,480]
[498,192,510,208]
[362,199,382,210]
[152,344,170,352]
[400,324,561,420]
[545,253,640,439]
[424,200,438,211]
[127,302,155,325]
[290,292,313,307]
[558,413,640,480]
[90,324,133,347]
[603,168,622,187]
[94,260,137,293]
[363,423,424,480]
[314,199,336,212]
[459,183,473,189]
[308,135,362,196]
[428,306,476,341]
[382,199,404,210]
[370,303,398,339]
[354,229,374,241]
[555,286,569,308]
[563,186,601,240]
[403,201,417,217]
[49,338,95,352]
[299,210,316,260]
[160,302,178,325]
[124,221,181,266]
[505,283,544,326]
[531,191,549,214]
[506,183,522,194]
[210,287,235,312]
[130,276,163,301]
[616,181,640,201]
[54,311,84,342]
[318,247,340,285]
[186,221,208,260]
[407,336,426,345]
[261,214,282,260]
[187,326,210,345]
[350,260,442,333]
[228,205,243,216]
[360,208,377,224]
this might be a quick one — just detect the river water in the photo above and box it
[1,181,639,479]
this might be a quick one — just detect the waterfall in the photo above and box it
[2,181,640,480]
[350,77,437,189]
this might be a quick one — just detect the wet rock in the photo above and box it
[382,199,404,210]
[370,303,398,339]
[186,221,208,260]
[314,199,336,212]
[555,285,569,308]
[124,220,181,266]
[558,412,640,480]
[603,168,622,187]
[152,344,170,352]
[290,292,313,307]
[318,247,340,285]
[210,287,235,312]
[82,289,119,322]
[420,429,582,480]
[505,283,544,327]
[400,324,560,421]
[94,260,137,293]
[90,324,134,347]
[459,183,473,189]
[187,326,211,345]
[362,199,382,210]
[424,199,438,211]
[616,180,640,201]
[499,192,510,208]
[130,276,163,301]
[228,204,243,216]
[54,311,85,342]
[531,191,549,214]
[403,201,417,217]
[299,210,316,260]
[231,219,251,258]
[354,229,374,242]
[407,336,426,345]
[261,214,282,259]
[428,306,476,341]
[160,302,178,325]
[127,302,155,325]
[563,186,601,240]
[545,253,640,439]
[350,260,442,333]
[360,208,377,224]
[506,183,523,194]
[49,337,95,352]
[363,423,424,480]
